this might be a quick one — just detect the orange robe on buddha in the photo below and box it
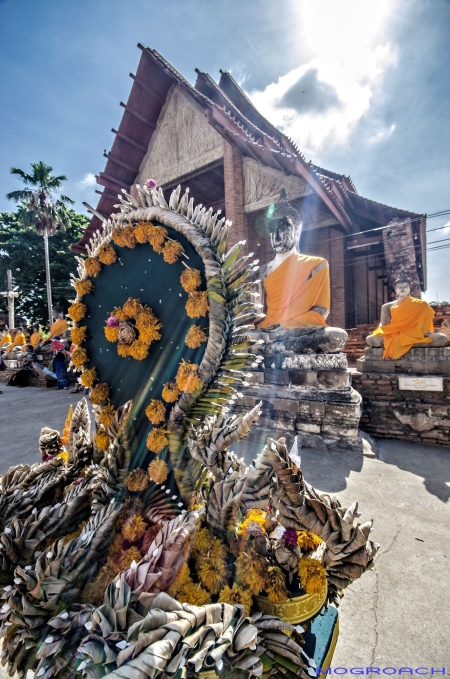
[4,332,26,354]
[48,319,69,339]
[0,333,12,347]
[259,253,330,329]
[370,295,434,359]
[29,331,43,347]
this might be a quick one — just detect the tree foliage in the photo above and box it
[0,210,88,325]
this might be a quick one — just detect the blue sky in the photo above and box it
[1,0,449,300]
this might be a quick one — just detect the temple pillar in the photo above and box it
[328,227,346,328]
[382,218,421,299]
[223,141,248,252]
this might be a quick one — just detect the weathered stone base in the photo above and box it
[0,369,56,388]
[352,371,450,447]
[357,346,450,375]
[232,353,363,457]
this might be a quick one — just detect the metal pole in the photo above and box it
[6,270,14,329]
[43,229,53,328]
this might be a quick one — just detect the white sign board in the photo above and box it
[398,376,444,391]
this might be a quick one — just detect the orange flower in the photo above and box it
[145,400,166,424]
[112,225,136,248]
[71,326,87,346]
[162,240,184,264]
[98,403,116,428]
[104,326,119,342]
[180,268,201,293]
[95,428,109,451]
[133,222,151,243]
[146,428,169,453]
[185,291,209,318]
[147,225,167,253]
[68,302,87,322]
[148,457,169,484]
[98,243,117,265]
[122,297,143,318]
[185,325,207,349]
[125,468,149,492]
[84,257,102,277]
[162,382,180,403]
[81,367,97,388]
[90,382,110,405]
[117,343,130,358]
[128,340,149,361]
[71,347,88,368]
[75,279,94,297]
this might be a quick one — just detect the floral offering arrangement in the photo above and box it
[0,184,378,679]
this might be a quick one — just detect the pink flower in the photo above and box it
[106,315,119,327]
[283,528,298,548]
[145,178,158,188]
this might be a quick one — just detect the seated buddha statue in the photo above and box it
[251,190,347,354]
[366,269,448,359]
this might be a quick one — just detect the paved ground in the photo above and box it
[0,386,449,674]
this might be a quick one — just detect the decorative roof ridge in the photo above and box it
[347,190,424,218]
[195,69,283,150]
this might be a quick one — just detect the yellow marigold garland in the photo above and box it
[147,225,168,253]
[162,240,184,264]
[112,307,129,321]
[148,457,169,484]
[117,343,130,358]
[162,382,180,403]
[265,566,289,603]
[98,403,116,428]
[81,367,97,388]
[177,582,211,606]
[90,382,110,405]
[128,340,149,361]
[97,243,117,265]
[298,558,327,595]
[180,268,202,293]
[198,555,229,595]
[133,222,151,244]
[71,326,87,346]
[297,530,323,551]
[112,225,136,248]
[124,468,149,492]
[116,546,142,571]
[235,551,267,595]
[138,325,161,345]
[123,297,143,317]
[185,291,209,318]
[146,428,169,453]
[84,257,102,277]
[145,399,166,424]
[122,514,147,542]
[68,303,87,322]
[71,347,88,368]
[167,563,192,598]
[185,325,207,349]
[75,279,94,297]
[219,583,253,616]
[237,509,267,536]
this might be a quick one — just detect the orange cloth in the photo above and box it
[371,295,434,359]
[5,332,26,354]
[259,253,330,329]
[30,331,43,347]
[48,319,69,339]
[0,333,12,347]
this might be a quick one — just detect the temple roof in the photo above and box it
[74,44,425,262]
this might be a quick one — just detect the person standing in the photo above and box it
[51,337,69,390]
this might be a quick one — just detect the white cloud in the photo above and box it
[248,0,398,156]
[78,172,96,188]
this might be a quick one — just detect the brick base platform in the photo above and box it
[352,371,450,447]
[0,369,56,388]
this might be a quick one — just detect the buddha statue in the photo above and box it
[366,269,448,359]
[251,189,348,354]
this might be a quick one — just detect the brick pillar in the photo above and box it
[223,142,248,252]
[328,227,346,328]
[382,218,421,299]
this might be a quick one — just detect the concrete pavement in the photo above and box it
[0,386,449,673]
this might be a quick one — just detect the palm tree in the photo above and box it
[6,161,75,327]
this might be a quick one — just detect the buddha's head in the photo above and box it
[394,269,411,299]
[267,189,302,255]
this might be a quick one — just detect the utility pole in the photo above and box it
[0,270,19,329]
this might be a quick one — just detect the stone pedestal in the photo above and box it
[353,346,450,447]
[232,352,363,457]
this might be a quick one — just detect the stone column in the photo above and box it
[223,141,248,252]
[382,218,422,299]
[328,226,346,328]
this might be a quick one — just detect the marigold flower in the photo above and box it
[145,399,166,424]
[98,403,116,428]
[162,382,180,403]
[71,347,88,368]
[90,382,110,405]
[146,427,169,453]
[123,297,143,318]
[104,325,119,342]
[185,291,209,318]
[57,450,70,465]
[298,558,326,595]
[138,325,161,345]
[180,268,202,293]
[135,307,157,329]
[112,224,136,248]
[128,340,149,361]
[71,326,87,346]
[117,343,130,358]
[198,555,229,595]
[98,243,117,265]
[297,530,323,552]
[193,527,214,555]
[141,524,161,555]
[148,457,169,484]
[81,367,97,388]
[124,468,149,492]
[185,325,207,349]
[122,513,147,542]
[116,546,142,571]
[147,225,167,252]
[95,428,109,451]
[219,583,253,616]
[176,360,202,393]
[235,551,267,595]
[176,582,211,606]
[112,307,129,322]
[68,302,87,322]
[75,279,94,297]
[162,240,184,264]
[167,563,192,598]
[84,257,102,277]
[237,509,267,536]
[133,222,151,243]
[265,566,289,603]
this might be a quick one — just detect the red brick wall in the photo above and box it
[223,142,248,253]
[382,218,422,299]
